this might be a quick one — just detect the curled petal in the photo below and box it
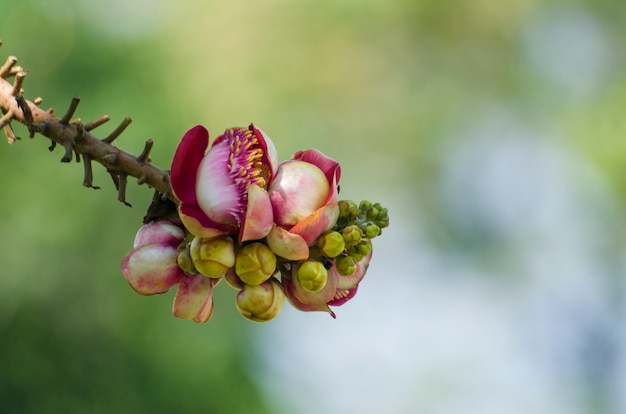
[172,275,217,323]
[133,220,185,249]
[266,225,309,261]
[289,203,340,246]
[240,184,274,243]
[170,125,209,205]
[335,245,373,290]
[196,139,242,225]
[121,244,183,295]
[269,160,330,227]
[292,149,341,203]
[179,204,235,238]
[282,267,338,318]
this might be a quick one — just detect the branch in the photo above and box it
[0,43,177,208]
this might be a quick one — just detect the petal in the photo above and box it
[133,220,184,249]
[250,124,278,177]
[196,139,242,225]
[328,285,358,307]
[121,244,183,295]
[172,275,216,322]
[179,204,236,238]
[335,245,373,290]
[266,225,309,261]
[289,203,339,246]
[268,160,330,227]
[170,125,209,205]
[240,184,274,242]
[292,149,341,203]
[281,267,338,318]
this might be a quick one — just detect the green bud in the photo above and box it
[376,208,389,228]
[235,243,277,286]
[317,231,345,258]
[338,200,357,220]
[353,240,372,259]
[359,200,373,212]
[297,260,329,292]
[342,225,362,246]
[365,206,380,221]
[190,235,236,278]
[363,223,381,239]
[236,278,285,322]
[176,246,197,275]
[336,255,357,276]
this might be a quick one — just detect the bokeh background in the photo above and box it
[1,0,625,413]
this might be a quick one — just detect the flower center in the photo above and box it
[225,127,272,215]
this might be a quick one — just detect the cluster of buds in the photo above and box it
[122,124,388,323]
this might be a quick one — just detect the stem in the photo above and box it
[0,51,178,206]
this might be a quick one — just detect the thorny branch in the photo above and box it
[0,41,177,210]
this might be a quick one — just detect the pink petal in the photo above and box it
[268,160,330,227]
[266,225,309,261]
[292,149,341,202]
[250,124,278,177]
[328,285,358,307]
[179,204,236,238]
[172,275,216,322]
[170,125,209,205]
[121,244,183,295]
[133,220,184,249]
[196,139,242,225]
[281,268,338,318]
[335,246,373,290]
[289,203,339,246]
[240,184,274,243]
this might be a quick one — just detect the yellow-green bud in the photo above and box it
[336,255,357,276]
[176,246,197,275]
[363,223,381,239]
[235,242,277,286]
[190,235,235,278]
[342,225,362,246]
[297,260,329,292]
[317,231,345,258]
[236,278,285,322]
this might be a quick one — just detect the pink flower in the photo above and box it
[282,246,372,317]
[266,149,341,260]
[121,220,218,323]
[170,124,278,242]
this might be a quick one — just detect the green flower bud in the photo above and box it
[336,255,357,276]
[190,235,236,278]
[236,278,285,322]
[297,260,329,292]
[338,200,357,220]
[363,223,381,239]
[359,200,373,212]
[176,246,197,275]
[348,240,372,262]
[365,205,380,221]
[317,231,345,258]
[235,242,277,286]
[342,225,362,246]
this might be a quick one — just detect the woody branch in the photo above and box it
[0,43,177,208]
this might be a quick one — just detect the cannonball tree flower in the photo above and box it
[282,246,372,318]
[121,220,219,323]
[170,124,278,242]
[266,149,341,261]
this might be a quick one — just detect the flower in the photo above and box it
[170,124,278,242]
[282,246,372,318]
[266,149,341,260]
[121,220,218,323]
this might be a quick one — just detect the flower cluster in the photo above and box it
[122,124,388,322]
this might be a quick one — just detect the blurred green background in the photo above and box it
[1,0,625,413]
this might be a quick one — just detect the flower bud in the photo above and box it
[342,225,362,246]
[190,235,235,278]
[235,242,277,285]
[176,246,197,275]
[297,260,329,292]
[338,200,359,222]
[236,278,285,322]
[348,239,372,262]
[359,200,373,213]
[363,223,381,239]
[336,255,357,276]
[317,231,345,258]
